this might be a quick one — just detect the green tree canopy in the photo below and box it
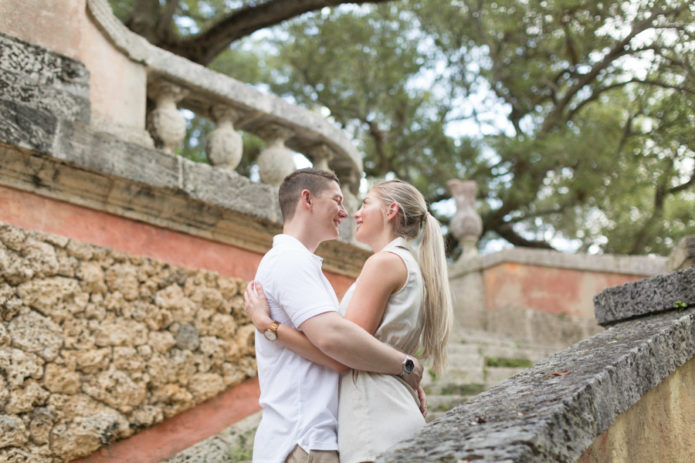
[110,0,695,256]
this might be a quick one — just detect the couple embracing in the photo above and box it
[244,168,453,463]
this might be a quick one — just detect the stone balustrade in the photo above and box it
[86,0,362,202]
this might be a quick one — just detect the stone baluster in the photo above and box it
[206,105,243,170]
[257,125,296,186]
[309,144,335,171]
[447,179,482,259]
[146,80,188,154]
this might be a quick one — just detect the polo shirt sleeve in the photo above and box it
[272,253,337,328]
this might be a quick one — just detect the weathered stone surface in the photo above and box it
[0,221,257,461]
[668,235,695,271]
[188,372,224,402]
[175,324,200,351]
[594,267,694,325]
[83,368,147,414]
[105,263,140,301]
[43,364,81,394]
[51,410,130,461]
[5,380,49,414]
[92,319,148,346]
[8,310,63,361]
[17,277,82,321]
[379,308,695,463]
[0,347,43,387]
[29,407,56,445]
[78,261,107,293]
[0,414,28,448]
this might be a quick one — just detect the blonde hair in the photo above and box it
[371,180,453,375]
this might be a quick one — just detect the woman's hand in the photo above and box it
[244,281,273,331]
[417,386,428,418]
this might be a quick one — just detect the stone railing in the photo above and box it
[86,0,362,201]
[379,267,695,462]
[0,222,256,462]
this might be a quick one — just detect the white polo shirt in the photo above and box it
[252,234,340,463]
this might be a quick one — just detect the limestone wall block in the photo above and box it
[65,239,94,260]
[42,233,69,249]
[43,364,81,394]
[1,296,24,322]
[62,318,96,350]
[153,384,193,418]
[84,301,107,320]
[113,346,144,371]
[188,287,224,311]
[168,348,197,385]
[56,252,79,278]
[51,410,130,461]
[198,336,225,371]
[17,277,81,321]
[0,414,28,448]
[105,264,140,301]
[5,380,49,414]
[0,323,9,346]
[149,330,175,353]
[78,261,107,293]
[142,302,174,330]
[222,362,246,387]
[82,368,147,414]
[137,344,152,359]
[146,352,172,387]
[0,347,44,388]
[130,404,163,429]
[21,238,60,277]
[174,324,200,351]
[63,348,111,374]
[0,376,8,406]
[236,324,256,356]
[47,393,111,423]
[93,319,148,347]
[0,224,27,251]
[3,249,35,285]
[209,313,237,338]
[8,311,64,361]
[188,372,224,402]
[29,407,56,445]
[156,284,196,324]
[216,276,242,300]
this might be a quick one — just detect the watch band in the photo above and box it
[264,321,280,341]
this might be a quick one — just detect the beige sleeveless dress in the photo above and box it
[338,237,425,463]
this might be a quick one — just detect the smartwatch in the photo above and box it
[263,321,280,341]
[399,355,415,377]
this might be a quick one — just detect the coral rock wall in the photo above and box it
[0,222,256,462]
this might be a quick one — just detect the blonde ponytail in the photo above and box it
[371,180,453,375]
[418,212,453,375]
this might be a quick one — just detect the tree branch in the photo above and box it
[161,0,395,65]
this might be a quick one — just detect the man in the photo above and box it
[251,168,423,463]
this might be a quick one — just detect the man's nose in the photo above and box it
[339,205,348,218]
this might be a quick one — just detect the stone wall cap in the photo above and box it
[379,307,695,462]
[449,246,667,279]
[593,266,694,326]
[667,235,695,271]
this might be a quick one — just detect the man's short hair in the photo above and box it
[279,168,340,221]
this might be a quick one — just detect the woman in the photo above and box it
[245,179,453,462]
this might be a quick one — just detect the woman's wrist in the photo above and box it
[253,314,273,332]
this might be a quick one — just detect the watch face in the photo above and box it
[264,330,277,341]
[405,359,414,373]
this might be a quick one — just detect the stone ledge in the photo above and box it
[594,267,694,326]
[379,307,695,462]
[449,247,666,279]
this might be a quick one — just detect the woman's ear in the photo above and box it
[386,202,400,221]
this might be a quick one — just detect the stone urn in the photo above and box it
[447,179,482,258]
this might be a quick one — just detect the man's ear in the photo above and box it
[299,189,313,211]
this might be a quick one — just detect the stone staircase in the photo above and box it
[166,331,562,462]
[422,330,560,421]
